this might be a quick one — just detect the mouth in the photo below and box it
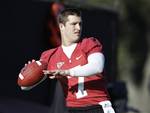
[74,32,80,36]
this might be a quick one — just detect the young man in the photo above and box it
[41,8,115,113]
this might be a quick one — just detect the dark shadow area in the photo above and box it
[0,97,49,113]
[0,0,54,105]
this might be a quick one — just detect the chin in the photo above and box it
[74,36,80,42]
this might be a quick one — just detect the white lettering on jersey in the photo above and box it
[76,77,88,99]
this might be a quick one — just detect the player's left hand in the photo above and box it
[43,70,70,79]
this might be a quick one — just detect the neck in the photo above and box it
[61,37,75,46]
[62,41,76,46]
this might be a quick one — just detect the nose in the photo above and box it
[76,23,81,30]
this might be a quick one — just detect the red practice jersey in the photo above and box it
[40,37,110,107]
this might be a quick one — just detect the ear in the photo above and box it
[59,23,64,30]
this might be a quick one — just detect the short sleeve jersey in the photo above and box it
[40,37,110,107]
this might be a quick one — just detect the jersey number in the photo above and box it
[76,77,88,99]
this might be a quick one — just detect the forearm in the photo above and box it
[69,53,104,77]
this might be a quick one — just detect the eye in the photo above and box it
[79,22,82,25]
[71,23,76,25]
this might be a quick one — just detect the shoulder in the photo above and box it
[42,48,57,54]
[81,37,101,44]
[80,37,103,53]
[41,48,57,56]
[40,48,58,62]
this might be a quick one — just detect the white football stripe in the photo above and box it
[36,61,42,66]
[19,73,24,80]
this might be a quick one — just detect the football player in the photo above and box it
[41,8,115,113]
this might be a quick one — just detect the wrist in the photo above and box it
[64,70,70,75]
[69,69,75,77]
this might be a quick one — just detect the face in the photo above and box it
[59,15,82,46]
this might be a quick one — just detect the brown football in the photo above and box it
[17,60,47,87]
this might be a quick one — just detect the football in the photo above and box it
[17,60,47,87]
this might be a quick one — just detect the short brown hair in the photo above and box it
[57,8,81,25]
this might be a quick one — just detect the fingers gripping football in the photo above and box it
[17,60,47,87]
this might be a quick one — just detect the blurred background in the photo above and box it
[0,0,150,113]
